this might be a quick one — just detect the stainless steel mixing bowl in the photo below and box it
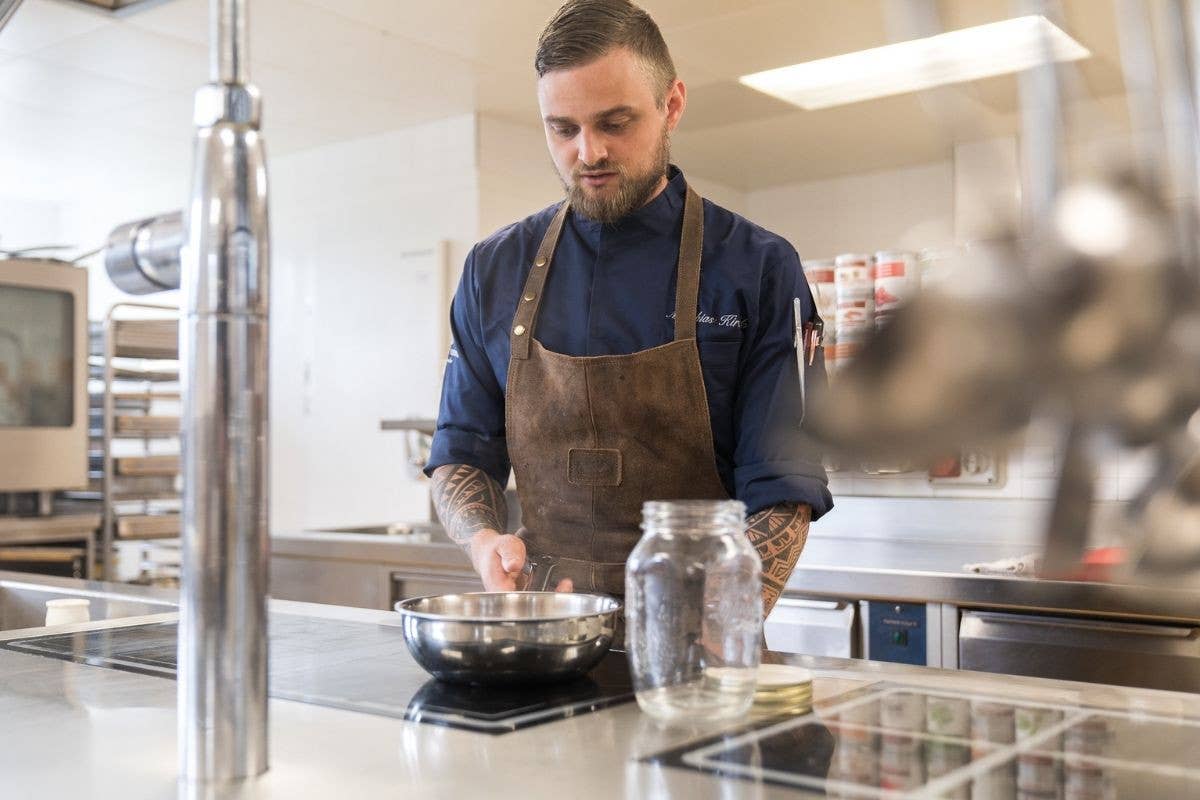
[394,591,622,684]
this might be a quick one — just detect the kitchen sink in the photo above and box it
[0,577,176,633]
[309,521,448,542]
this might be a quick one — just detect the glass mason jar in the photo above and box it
[625,499,762,723]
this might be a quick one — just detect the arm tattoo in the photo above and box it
[745,503,811,617]
[430,464,508,549]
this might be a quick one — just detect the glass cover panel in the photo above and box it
[0,284,73,427]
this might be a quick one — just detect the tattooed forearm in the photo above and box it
[430,464,508,549]
[745,503,812,617]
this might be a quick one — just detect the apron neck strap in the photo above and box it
[510,181,705,360]
[672,184,704,342]
[511,200,570,360]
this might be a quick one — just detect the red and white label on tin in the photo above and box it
[874,251,919,313]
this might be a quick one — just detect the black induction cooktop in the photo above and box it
[0,614,635,735]
[643,684,1200,798]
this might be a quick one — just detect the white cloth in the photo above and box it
[963,552,1043,575]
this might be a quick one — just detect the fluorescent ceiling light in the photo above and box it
[739,15,1090,110]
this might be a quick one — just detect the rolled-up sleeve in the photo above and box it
[732,247,833,518]
[424,247,511,487]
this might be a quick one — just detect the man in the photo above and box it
[425,0,831,616]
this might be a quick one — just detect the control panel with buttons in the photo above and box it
[865,601,927,665]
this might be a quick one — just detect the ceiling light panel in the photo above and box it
[739,15,1090,111]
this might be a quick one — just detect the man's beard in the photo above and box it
[562,125,670,224]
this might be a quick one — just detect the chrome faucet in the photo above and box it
[102,0,271,787]
[0,1,24,34]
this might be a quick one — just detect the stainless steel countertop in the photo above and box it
[272,527,1200,623]
[271,528,472,571]
[3,580,1199,800]
[790,534,1200,623]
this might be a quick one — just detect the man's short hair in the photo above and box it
[535,0,677,105]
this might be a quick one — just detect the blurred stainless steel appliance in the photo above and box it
[103,211,184,295]
[808,0,1200,581]
[93,0,271,787]
[0,259,88,495]
[0,0,23,33]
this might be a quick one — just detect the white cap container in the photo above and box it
[45,598,91,626]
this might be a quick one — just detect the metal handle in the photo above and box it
[773,597,846,612]
[392,572,481,604]
[520,555,559,591]
[392,571,478,586]
[965,610,1196,639]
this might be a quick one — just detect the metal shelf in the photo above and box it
[110,492,182,503]
[113,415,180,436]
[109,319,178,360]
[89,429,181,440]
[89,390,180,406]
[88,359,179,383]
[115,513,181,540]
[93,302,183,577]
[89,455,180,477]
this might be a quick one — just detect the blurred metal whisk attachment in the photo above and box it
[808,0,1200,579]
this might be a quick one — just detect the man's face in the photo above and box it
[537,47,685,223]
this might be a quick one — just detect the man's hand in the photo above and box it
[468,530,574,593]
[468,530,528,591]
[429,464,573,592]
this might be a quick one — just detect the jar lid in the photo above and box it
[751,665,814,713]
[755,664,814,689]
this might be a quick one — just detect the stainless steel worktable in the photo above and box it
[272,527,1200,624]
[2,576,1199,799]
[789,533,1200,624]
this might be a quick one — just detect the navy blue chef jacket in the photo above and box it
[425,166,833,519]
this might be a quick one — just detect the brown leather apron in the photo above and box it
[505,183,729,597]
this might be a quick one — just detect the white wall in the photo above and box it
[685,174,748,216]
[268,115,479,531]
[55,144,191,320]
[0,194,60,254]
[476,116,562,241]
[747,160,956,262]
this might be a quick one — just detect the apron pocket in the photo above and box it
[567,447,623,486]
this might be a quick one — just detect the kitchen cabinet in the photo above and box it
[270,531,478,610]
[0,514,98,579]
[763,597,859,658]
[390,569,480,605]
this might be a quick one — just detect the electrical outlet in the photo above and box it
[929,448,1004,486]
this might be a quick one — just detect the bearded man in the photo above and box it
[425,0,832,617]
